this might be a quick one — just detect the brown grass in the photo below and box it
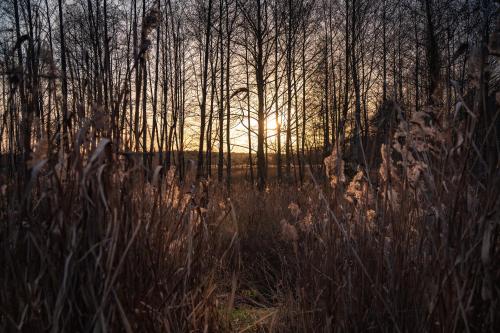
[1,118,499,331]
[0,143,234,332]
[1,83,499,333]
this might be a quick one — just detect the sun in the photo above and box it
[231,112,280,153]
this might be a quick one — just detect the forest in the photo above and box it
[0,0,499,331]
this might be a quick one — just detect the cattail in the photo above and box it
[378,144,390,183]
[366,209,376,223]
[298,212,313,233]
[345,168,365,204]
[324,145,345,190]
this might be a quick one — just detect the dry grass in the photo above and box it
[1,114,499,331]
[236,100,500,332]
[1,61,499,333]
[0,142,234,332]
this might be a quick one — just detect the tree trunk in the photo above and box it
[225,0,231,190]
[274,0,282,181]
[197,0,214,178]
[256,0,266,190]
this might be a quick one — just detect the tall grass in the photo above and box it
[1,37,499,333]
[252,98,500,331]
[0,138,235,332]
[1,95,498,331]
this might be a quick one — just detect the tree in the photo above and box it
[197,0,214,178]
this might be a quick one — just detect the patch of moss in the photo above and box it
[240,288,258,299]
[230,307,254,324]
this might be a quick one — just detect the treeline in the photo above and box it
[0,0,498,188]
